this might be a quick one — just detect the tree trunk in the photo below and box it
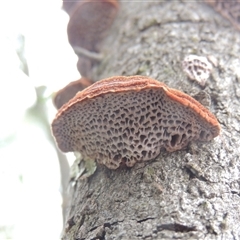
[62,1,240,239]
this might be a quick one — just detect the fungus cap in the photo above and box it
[52,76,220,169]
[67,0,119,52]
[53,78,93,110]
[62,0,79,15]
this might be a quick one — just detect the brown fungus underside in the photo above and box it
[52,76,220,169]
[53,78,93,110]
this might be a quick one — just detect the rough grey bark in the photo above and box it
[62,1,240,239]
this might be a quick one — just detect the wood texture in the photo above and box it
[61,0,240,239]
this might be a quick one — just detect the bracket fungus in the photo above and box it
[52,76,220,169]
[67,0,118,77]
[182,55,213,86]
[67,0,119,53]
[53,78,93,110]
[62,0,79,15]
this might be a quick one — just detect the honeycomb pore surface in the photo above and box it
[52,88,217,169]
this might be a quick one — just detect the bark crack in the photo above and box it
[157,223,196,233]
[136,217,155,223]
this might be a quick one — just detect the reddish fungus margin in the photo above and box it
[52,75,220,169]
